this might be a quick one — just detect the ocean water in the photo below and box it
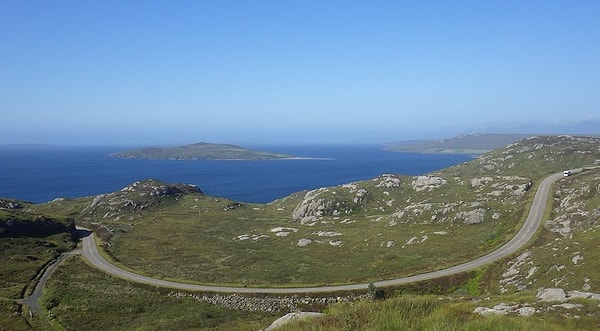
[0,145,472,204]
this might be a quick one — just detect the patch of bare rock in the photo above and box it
[411,175,447,191]
[474,287,600,317]
[263,312,326,331]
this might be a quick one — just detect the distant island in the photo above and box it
[111,142,293,160]
[384,133,534,155]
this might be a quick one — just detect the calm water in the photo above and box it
[0,145,472,204]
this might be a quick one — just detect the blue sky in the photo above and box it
[1,1,599,146]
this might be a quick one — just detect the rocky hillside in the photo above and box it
[22,135,600,286]
[7,135,600,330]
[493,166,600,293]
[279,135,599,235]
[466,135,600,178]
[465,164,600,321]
[84,179,202,213]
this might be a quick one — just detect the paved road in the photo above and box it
[17,249,80,328]
[80,171,565,294]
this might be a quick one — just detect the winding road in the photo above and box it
[79,171,566,294]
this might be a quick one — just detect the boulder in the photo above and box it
[412,175,447,191]
[536,288,567,302]
[265,312,325,331]
[458,209,485,224]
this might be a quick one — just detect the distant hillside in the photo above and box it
[384,133,534,155]
[111,142,292,160]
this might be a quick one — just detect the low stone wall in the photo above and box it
[168,291,368,313]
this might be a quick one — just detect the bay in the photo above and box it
[0,145,472,204]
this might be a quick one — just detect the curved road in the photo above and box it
[80,171,565,294]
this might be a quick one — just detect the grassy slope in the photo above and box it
[28,136,600,287]
[280,141,600,330]
[277,294,599,331]
[41,258,275,331]
[483,167,600,294]
[11,135,600,330]
[0,208,76,330]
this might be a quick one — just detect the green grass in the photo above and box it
[3,136,600,330]
[30,136,597,287]
[64,169,537,287]
[41,258,276,331]
[0,212,76,330]
[277,294,600,331]
[482,168,600,294]
[0,233,75,299]
[0,299,31,331]
[102,202,522,286]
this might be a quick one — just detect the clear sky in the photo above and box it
[1,1,599,146]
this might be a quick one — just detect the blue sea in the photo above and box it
[0,145,472,204]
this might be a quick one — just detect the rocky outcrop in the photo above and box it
[120,180,201,196]
[536,288,568,302]
[292,185,365,223]
[0,199,24,209]
[457,209,485,224]
[374,174,401,189]
[84,179,203,215]
[536,288,600,302]
[0,215,76,238]
[292,188,330,222]
[411,175,447,191]
[474,288,600,317]
[264,312,325,330]
[473,303,537,316]
[545,172,600,238]
[499,251,536,293]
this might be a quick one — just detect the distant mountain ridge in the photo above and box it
[111,142,292,160]
[384,133,535,155]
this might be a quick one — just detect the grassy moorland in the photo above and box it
[33,178,531,287]
[4,135,600,330]
[0,205,76,330]
[280,165,600,330]
[40,258,275,331]
[277,293,600,331]
[28,136,600,288]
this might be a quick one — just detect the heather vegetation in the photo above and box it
[0,207,76,330]
[29,136,599,287]
[276,294,599,331]
[280,167,600,330]
[2,135,600,330]
[40,258,274,330]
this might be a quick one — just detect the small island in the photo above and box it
[111,142,292,160]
